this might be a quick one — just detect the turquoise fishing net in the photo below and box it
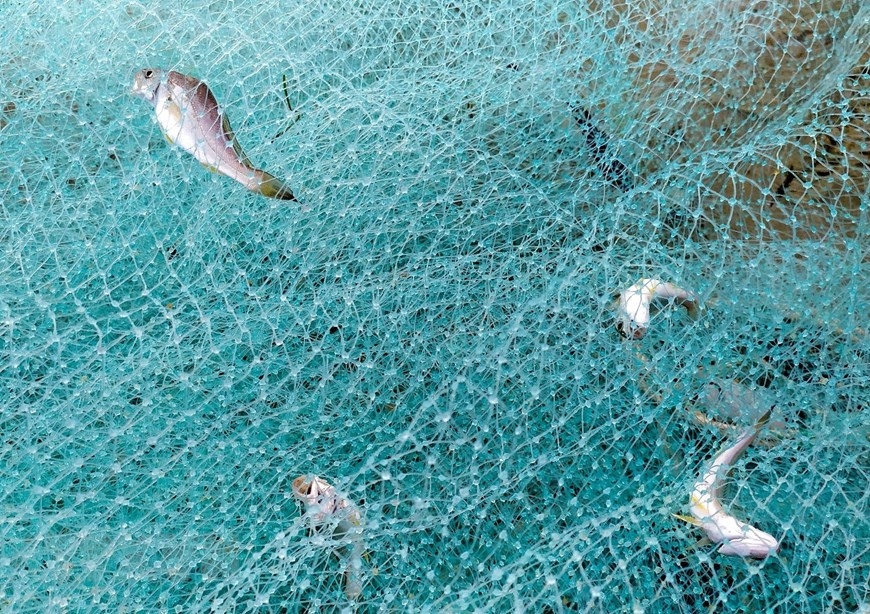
[1,0,868,611]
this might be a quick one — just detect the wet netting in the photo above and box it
[1,0,868,612]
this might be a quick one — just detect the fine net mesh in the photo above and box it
[1,0,868,611]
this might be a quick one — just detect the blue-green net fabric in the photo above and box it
[1,0,868,611]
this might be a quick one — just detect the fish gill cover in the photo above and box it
[0,0,868,611]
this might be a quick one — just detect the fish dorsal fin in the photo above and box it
[221,112,253,168]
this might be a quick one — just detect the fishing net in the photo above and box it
[0,0,868,611]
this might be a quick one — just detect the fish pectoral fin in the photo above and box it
[672,513,703,527]
[222,113,253,167]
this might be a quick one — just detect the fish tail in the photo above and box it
[754,407,773,431]
[683,296,701,320]
[674,289,700,319]
[344,543,364,599]
[254,170,296,201]
[721,408,772,464]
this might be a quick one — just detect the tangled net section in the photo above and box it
[0,0,868,611]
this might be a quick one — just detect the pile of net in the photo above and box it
[0,0,867,611]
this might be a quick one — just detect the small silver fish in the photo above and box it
[131,68,295,200]
[674,410,780,558]
[615,278,700,339]
[292,475,364,599]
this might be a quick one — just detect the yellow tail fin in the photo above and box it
[672,513,703,527]
[755,408,772,431]
[256,170,296,201]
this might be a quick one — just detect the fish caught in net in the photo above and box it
[0,0,867,611]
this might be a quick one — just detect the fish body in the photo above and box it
[292,475,364,599]
[616,278,699,339]
[131,68,295,200]
[676,410,779,558]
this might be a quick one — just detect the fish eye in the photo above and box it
[143,69,154,79]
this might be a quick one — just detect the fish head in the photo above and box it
[716,527,779,558]
[614,282,652,339]
[131,68,164,103]
[616,315,647,339]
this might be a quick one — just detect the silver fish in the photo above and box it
[615,278,700,339]
[131,68,295,200]
[292,475,364,599]
[674,410,780,558]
